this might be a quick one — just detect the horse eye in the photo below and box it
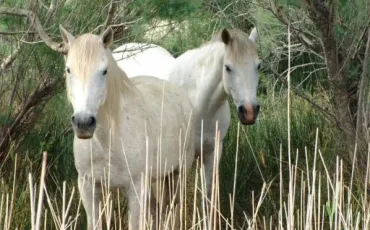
[66,68,70,74]
[257,63,262,70]
[102,69,108,75]
[225,65,231,72]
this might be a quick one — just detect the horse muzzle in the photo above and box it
[71,113,96,139]
[237,103,260,125]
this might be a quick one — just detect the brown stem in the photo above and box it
[0,44,22,74]
[305,0,357,158]
[355,28,370,144]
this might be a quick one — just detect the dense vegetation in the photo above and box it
[0,0,369,229]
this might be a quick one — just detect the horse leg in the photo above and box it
[155,145,195,229]
[78,175,102,230]
[161,171,181,230]
[149,172,180,230]
[202,141,223,212]
[127,178,156,230]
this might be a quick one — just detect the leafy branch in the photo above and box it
[0,6,67,54]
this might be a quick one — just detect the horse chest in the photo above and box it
[73,138,135,187]
[194,101,230,152]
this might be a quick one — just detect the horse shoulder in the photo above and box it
[131,76,192,117]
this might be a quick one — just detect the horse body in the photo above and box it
[60,27,194,230]
[112,42,174,80]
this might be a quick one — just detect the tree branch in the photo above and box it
[270,67,339,124]
[47,0,56,15]
[0,74,62,158]
[267,0,321,53]
[102,0,118,32]
[0,43,22,74]
[0,6,67,54]
[304,0,358,157]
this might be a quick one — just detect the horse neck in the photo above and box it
[182,42,228,114]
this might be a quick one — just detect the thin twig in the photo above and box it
[35,152,48,230]
[352,21,370,59]
[92,18,141,34]
[0,31,37,35]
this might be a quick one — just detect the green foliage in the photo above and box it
[131,0,201,21]
[0,17,9,30]
[156,16,215,56]
[59,0,111,33]
[219,75,338,220]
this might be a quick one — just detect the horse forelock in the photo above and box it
[211,28,258,63]
[68,34,105,85]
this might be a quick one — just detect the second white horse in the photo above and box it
[114,28,262,202]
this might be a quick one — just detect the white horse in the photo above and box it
[59,26,195,230]
[112,43,174,80]
[114,28,261,202]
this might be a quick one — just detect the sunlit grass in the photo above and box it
[1,125,369,229]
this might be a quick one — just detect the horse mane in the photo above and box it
[105,54,136,125]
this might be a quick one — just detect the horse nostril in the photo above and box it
[238,106,245,114]
[72,114,96,129]
[254,104,260,115]
[88,116,96,126]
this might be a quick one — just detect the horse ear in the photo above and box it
[100,27,114,49]
[59,25,75,49]
[249,27,258,43]
[221,28,231,45]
